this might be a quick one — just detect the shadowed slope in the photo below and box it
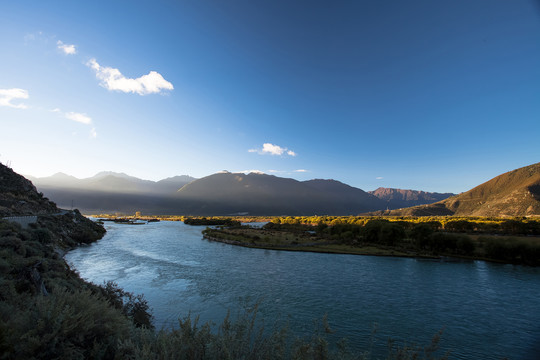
[175,172,387,215]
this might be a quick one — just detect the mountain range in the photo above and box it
[25,162,540,216]
[368,187,454,210]
[26,172,196,195]
[27,170,454,215]
[370,162,540,217]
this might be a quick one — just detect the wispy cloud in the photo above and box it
[57,40,76,55]
[295,169,308,173]
[65,112,92,125]
[0,88,29,109]
[58,110,97,138]
[87,58,174,95]
[376,176,384,180]
[249,143,297,156]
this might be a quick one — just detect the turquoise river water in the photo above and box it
[65,221,540,359]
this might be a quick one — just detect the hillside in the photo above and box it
[0,163,106,247]
[373,162,540,217]
[174,172,386,215]
[0,164,162,357]
[368,188,454,209]
[1,165,58,217]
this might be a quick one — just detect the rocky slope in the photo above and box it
[0,163,105,248]
[368,187,454,209]
[372,162,540,217]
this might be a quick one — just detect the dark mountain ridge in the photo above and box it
[174,172,387,215]
[27,169,485,216]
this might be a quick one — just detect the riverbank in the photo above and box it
[202,233,435,258]
[202,223,540,266]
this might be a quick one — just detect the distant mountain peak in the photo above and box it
[374,162,540,217]
[92,171,135,180]
[50,172,78,179]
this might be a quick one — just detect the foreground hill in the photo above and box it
[0,163,106,247]
[372,162,540,217]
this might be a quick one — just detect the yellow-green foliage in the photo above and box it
[272,216,540,235]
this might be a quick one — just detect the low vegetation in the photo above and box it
[184,217,241,226]
[202,216,540,266]
[1,217,453,359]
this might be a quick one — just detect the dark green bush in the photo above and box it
[456,236,475,254]
[410,224,435,249]
[31,228,53,244]
[482,237,540,264]
[424,233,473,255]
[362,220,405,246]
[379,223,406,246]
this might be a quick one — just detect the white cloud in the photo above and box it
[87,58,174,95]
[294,169,308,173]
[263,143,286,155]
[249,143,297,156]
[57,40,76,55]
[0,88,29,109]
[376,177,384,180]
[62,111,97,138]
[65,112,92,125]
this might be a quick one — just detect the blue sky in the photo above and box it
[1,0,539,193]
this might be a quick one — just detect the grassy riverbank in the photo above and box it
[202,218,540,266]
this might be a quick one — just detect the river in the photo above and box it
[65,221,540,359]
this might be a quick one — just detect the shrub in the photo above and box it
[31,228,53,244]
[379,223,406,246]
[362,221,405,246]
[1,289,130,359]
[410,224,435,249]
[456,236,475,255]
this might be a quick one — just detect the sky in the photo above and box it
[1,0,539,193]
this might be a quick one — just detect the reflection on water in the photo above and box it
[66,221,540,360]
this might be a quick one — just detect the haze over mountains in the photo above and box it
[28,170,454,216]
[27,172,196,195]
[26,163,540,217]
